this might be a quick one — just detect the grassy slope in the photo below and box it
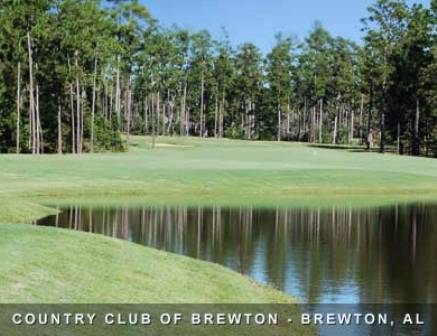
[1,137,437,304]
[0,224,291,303]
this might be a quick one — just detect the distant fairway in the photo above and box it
[1,136,437,304]
[1,136,437,220]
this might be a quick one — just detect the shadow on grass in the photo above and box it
[307,144,398,154]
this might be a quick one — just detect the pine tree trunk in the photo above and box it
[151,93,156,149]
[333,107,338,145]
[180,80,186,136]
[144,96,148,133]
[359,94,364,144]
[27,31,36,154]
[248,99,253,139]
[184,81,188,135]
[277,96,281,142]
[380,110,385,153]
[380,54,387,154]
[91,57,97,152]
[36,84,41,153]
[214,89,218,138]
[70,84,76,154]
[200,71,204,137]
[81,89,85,153]
[413,97,420,155]
[115,59,121,128]
[349,102,354,144]
[156,90,160,136]
[220,90,225,138]
[319,99,323,143]
[311,106,316,143]
[251,99,255,139]
[58,99,62,154]
[367,83,374,150]
[297,105,301,141]
[109,80,113,122]
[126,74,132,140]
[286,95,290,136]
[75,53,81,154]
[16,62,21,154]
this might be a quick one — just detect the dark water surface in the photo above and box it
[36,203,437,304]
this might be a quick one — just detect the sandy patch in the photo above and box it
[155,143,192,148]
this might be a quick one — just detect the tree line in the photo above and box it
[0,0,436,155]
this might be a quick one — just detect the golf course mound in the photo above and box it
[0,224,292,303]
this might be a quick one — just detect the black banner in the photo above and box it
[0,304,435,336]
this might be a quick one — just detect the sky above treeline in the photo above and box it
[142,0,431,53]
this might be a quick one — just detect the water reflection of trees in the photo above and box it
[41,204,437,303]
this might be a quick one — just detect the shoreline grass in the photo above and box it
[0,224,292,303]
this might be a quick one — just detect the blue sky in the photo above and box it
[142,0,430,53]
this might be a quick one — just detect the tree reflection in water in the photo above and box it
[38,203,437,304]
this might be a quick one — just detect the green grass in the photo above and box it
[1,136,437,304]
[0,224,292,303]
[1,136,437,207]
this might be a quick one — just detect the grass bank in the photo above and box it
[0,224,292,303]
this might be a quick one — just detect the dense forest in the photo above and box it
[0,0,436,155]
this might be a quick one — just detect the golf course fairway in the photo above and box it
[1,136,437,303]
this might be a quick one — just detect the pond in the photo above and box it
[36,203,437,304]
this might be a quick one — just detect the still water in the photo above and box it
[36,203,437,304]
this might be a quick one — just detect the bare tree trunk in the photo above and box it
[303,97,307,137]
[349,102,354,144]
[367,84,374,150]
[81,89,85,152]
[200,70,204,137]
[250,99,255,139]
[311,106,316,143]
[144,96,148,133]
[90,56,97,152]
[58,99,62,154]
[397,120,401,154]
[166,90,174,134]
[214,89,218,138]
[319,98,323,143]
[115,58,121,129]
[359,94,364,144]
[333,107,338,144]
[180,80,187,136]
[184,80,188,135]
[16,62,21,154]
[27,31,36,154]
[156,90,160,136]
[380,109,385,153]
[380,53,387,154]
[36,83,41,153]
[297,105,301,140]
[109,78,113,122]
[220,90,225,138]
[69,84,76,154]
[287,95,290,136]
[150,94,155,147]
[126,74,132,140]
[413,97,420,155]
[248,99,253,139]
[277,96,281,142]
[75,53,81,154]
[151,92,156,149]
